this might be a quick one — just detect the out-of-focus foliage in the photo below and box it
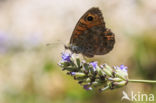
[0,0,155,103]
[132,31,156,79]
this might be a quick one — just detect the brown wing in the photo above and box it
[67,7,115,57]
[94,29,115,55]
[70,7,105,44]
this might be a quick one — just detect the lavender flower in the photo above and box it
[114,65,128,80]
[58,52,129,92]
[119,65,128,72]
[83,85,92,90]
[71,72,76,75]
[61,52,71,62]
[58,51,156,92]
[89,61,98,71]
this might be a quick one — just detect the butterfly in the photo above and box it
[65,7,115,58]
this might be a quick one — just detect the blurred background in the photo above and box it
[0,0,156,103]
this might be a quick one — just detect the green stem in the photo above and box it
[128,79,156,84]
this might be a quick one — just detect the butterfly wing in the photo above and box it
[94,28,115,55]
[70,7,105,43]
[68,7,115,57]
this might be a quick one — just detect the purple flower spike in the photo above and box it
[83,85,92,91]
[90,61,98,71]
[61,52,71,62]
[119,65,128,72]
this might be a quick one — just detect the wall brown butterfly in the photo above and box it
[65,7,115,58]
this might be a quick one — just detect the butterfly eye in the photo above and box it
[87,16,93,21]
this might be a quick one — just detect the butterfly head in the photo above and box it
[65,43,80,54]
